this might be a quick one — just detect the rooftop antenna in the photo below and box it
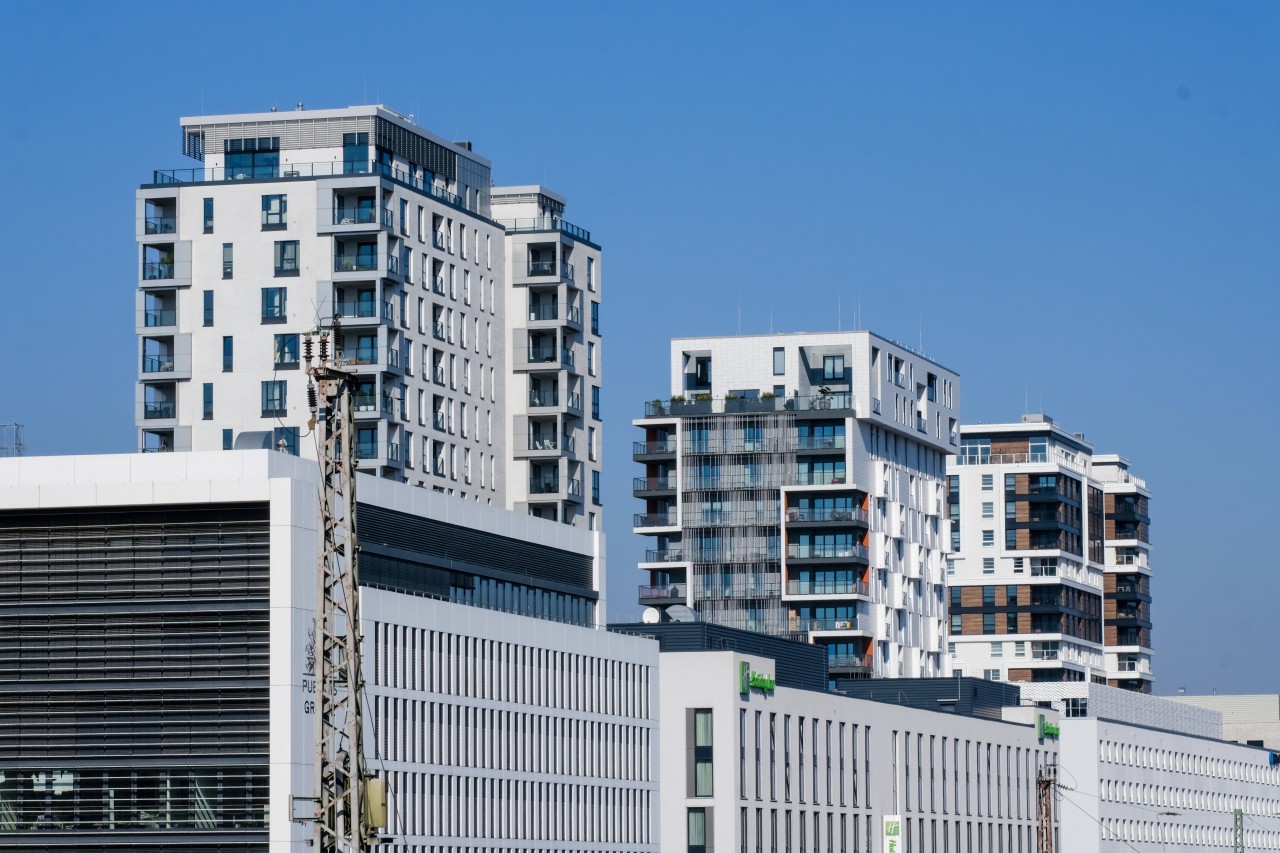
[919,314,924,353]
[0,424,26,457]
[737,293,742,335]
[837,293,842,332]
[769,298,774,334]
[856,288,862,331]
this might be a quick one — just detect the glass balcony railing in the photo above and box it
[639,584,686,602]
[144,309,176,327]
[143,401,175,419]
[432,276,447,296]
[527,259,555,276]
[334,300,378,319]
[333,207,377,225]
[433,322,446,342]
[529,390,558,407]
[498,216,592,243]
[141,355,176,373]
[529,478,561,495]
[142,262,174,280]
[566,392,583,412]
[644,392,854,417]
[334,255,378,272]
[560,262,575,281]
[795,435,846,450]
[786,579,869,597]
[643,549,686,563]
[529,303,558,321]
[785,507,869,524]
[633,477,673,491]
[634,512,677,528]
[786,543,869,560]
[144,217,176,234]
[792,617,859,632]
[633,439,676,455]
[527,346,558,363]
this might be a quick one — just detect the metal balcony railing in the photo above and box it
[638,584,686,601]
[634,512,677,528]
[785,507,869,524]
[333,207,377,225]
[143,309,176,327]
[142,262,174,280]
[334,255,378,272]
[786,544,869,560]
[529,390,558,407]
[144,217,176,234]
[633,477,673,491]
[644,392,854,417]
[142,401,176,419]
[499,216,592,243]
[633,439,676,455]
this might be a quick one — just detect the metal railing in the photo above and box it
[334,300,378,319]
[529,389,558,407]
[529,303,558,321]
[524,435,563,451]
[529,478,561,495]
[786,507,869,524]
[141,355,176,373]
[786,579,869,596]
[792,618,860,632]
[827,654,874,671]
[432,275,447,296]
[143,309,176,327]
[527,259,556,276]
[498,216,592,243]
[643,549,686,563]
[787,543,869,560]
[142,401,176,419]
[144,216,176,234]
[955,451,1086,474]
[795,435,846,450]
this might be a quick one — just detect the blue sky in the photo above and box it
[2,1,1276,694]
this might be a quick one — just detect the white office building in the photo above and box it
[1171,694,1280,749]
[0,451,655,852]
[1017,683,1280,851]
[135,105,603,528]
[658,650,1059,853]
[633,332,960,680]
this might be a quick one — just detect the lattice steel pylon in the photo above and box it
[1036,762,1056,853]
[0,424,26,458]
[306,329,383,852]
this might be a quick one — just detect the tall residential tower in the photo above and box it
[632,332,960,681]
[945,416,1153,692]
[135,105,603,527]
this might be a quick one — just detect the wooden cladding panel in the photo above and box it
[960,588,984,608]
[991,438,1029,456]
[1006,669,1033,683]
[960,613,984,635]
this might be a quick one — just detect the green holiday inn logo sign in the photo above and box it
[739,661,776,695]
[1037,714,1060,741]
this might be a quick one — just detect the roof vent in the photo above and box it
[1021,413,1053,425]
[453,140,473,151]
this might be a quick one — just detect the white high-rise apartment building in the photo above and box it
[134,105,602,527]
[945,416,1153,692]
[632,332,960,680]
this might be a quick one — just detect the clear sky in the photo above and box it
[2,1,1276,695]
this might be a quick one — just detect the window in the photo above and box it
[982,613,995,634]
[261,380,287,417]
[588,426,597,461]
[222,428,233,450]
[399,199,408,233]
[202,383,213,420]
[982,558,994,574]
[981,530,994,547]
[694,356,711,387]
[202,290,214,326]
[981,474,993,490]
[273,426,299,456]
[950,615,961,633]
[983,669,1000,681]
[990,642,1002,659]
[222,336,233,372]
[203,197,214,233]
[342,132,370,174]
[587,256,596,290]
[591,301,600,335]
[224,136,279,178]
[1014,641,1025,658]
[274,240,300,276]
[1005,529,1017,549]
[223,243,233,279]
[592,470,601,505]
[261,288,287,323]
[274,334,300,369]
[688,808,708,853]
[950,587,961,608]
[773,347,785,376]
[592,386,600,420]
[588,341,596,375]
[261,194,287,229]
[692,709,714,797]
[1064,698,1088,718]
[822,354,845,381]
[981,502,993,519]
[1007,611,1018,633]
[982,586,995,606]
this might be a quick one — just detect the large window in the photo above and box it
[261,195,287,230]
[224,137,279,179]
[960,437,991,464]
[692,709,714,797]
[222,243,233,279]
[202,383,213,420]
[222,336,233,372]
[273,426,299,456]
[773,347,785,376]
[261,381,286,417]
[261,288,287,323]
[688,808,708,853]
[342,132,370,174]
[202,290,214,326]
[274,241,300,276]
[203,197,214,233]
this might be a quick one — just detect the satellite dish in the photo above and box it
[666,605,697,623]
[641,607,662,625]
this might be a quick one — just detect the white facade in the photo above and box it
[135,106,604,528]
[1059,717,1280,852]
[0,451,653,852]
[1170,694,1280,749]
[494,185,604,529]
[634,331,959,679]
[658,651,1058,853]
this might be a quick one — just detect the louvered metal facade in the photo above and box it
[0,503,271,852]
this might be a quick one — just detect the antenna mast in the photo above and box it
[305,327,384,852]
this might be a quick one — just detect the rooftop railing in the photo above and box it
[644,392,854,417]
[498,216,592,243]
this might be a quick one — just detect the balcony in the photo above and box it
[517,433,572,459]
[792,471,849,487]
[634,512,678,529]
[142,308,176,328]
[333,207,377,225]
[529,477,561,495]
[826,654,874,675]
[700,580,781,600]
[793,618,862,633]
[528,303,559,322]
[432,276,447,296]
[785,507,869,525]
[795,435,846,451]
[638,584,686,605]
[144,216,176,235]
[334,300,380,322]
[141,400,176,420]
[142,262,174,281]
[786,543,869,562]
[527,259,556,277]
[354,440,402,469]
[785,579,869,597]
[140,352,188,378]
[642,549,687,564]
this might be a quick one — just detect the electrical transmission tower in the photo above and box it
[1036,762,1056,853]
[305,328,384,852]
[0,424,26,458]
